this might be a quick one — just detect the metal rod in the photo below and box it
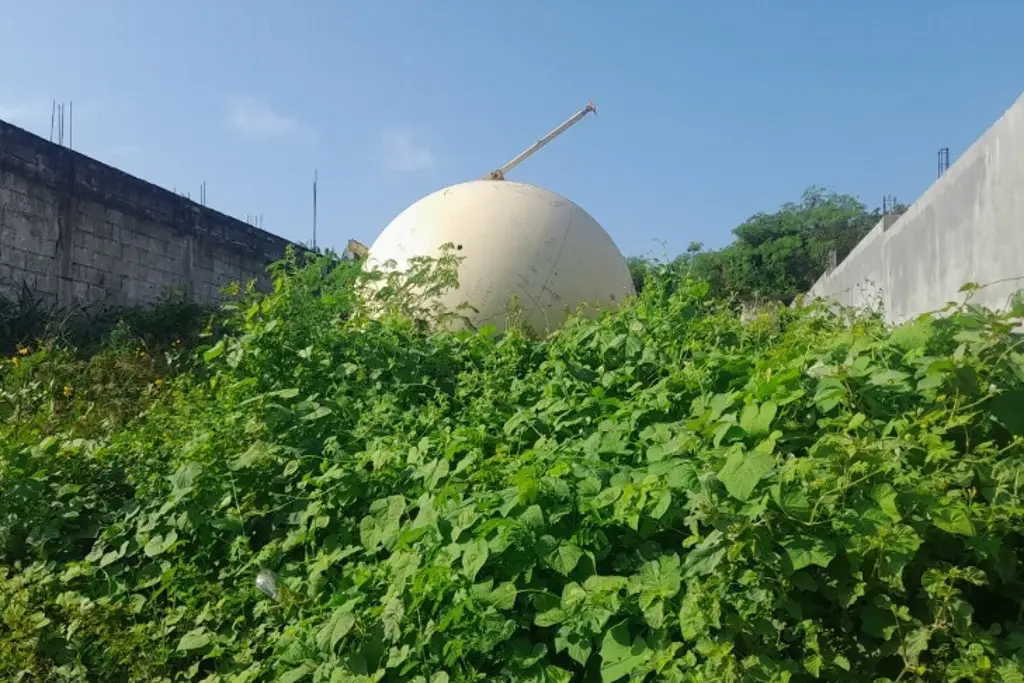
[486,101,597,180]
[312,169,318,250]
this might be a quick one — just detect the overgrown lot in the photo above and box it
[2,253,1024,682]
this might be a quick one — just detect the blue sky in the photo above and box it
[2,2,1023,258]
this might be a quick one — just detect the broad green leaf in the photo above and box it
[556,633,593,666]
[813,377,847,413]
[872,483,901,521]
[176,628,211,651]
[888,317,934,351]
[682,530,726,578]
[600,623,649,683]
[718,447,774,501]
[869,369,910,388]
[169,462,202,495]
[547,543,583,576]
[592,486,622,509]
[316,609,356,652]
[803,653,823,677]
[461,538,489,580]
[277,664,312,683]
[649,490,672,519]
[899,626,931,665]
[301,405,334,421]
[143,530,178,558]
[535,608,567,627]
[486,582,518,610]
[740,400,778,436]
[781,535,836,573]
[932,504,976,537]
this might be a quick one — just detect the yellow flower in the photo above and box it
[154,378,164,387]
[11,356,19,367]
[63,385,74,398]
[17,346,30,356]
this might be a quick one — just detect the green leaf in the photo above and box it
[169,462,202,496]
[556,633,593,666]
[813,377,847,413]
[592,486,622,509]
[461,538,489,580]
[600,623,649,683]
[869,369,910,388]
[302,405,334,421]
[143,530,179,557]
[649,490,672,519]
[176,627,211,651]
[316,608,356,652]
[546,542,583,576]
[681,530,726,578]
[803,653,823,677]
[899,626,931,665]
[888,317,934,351]
[718,446,774,501]
[535,608,567,627]
[277,664,312,683]
[781,535,836,574]
[740,400,778,436]
[203,340,225,362]
[486,582,518,610]
[932,504,976,537]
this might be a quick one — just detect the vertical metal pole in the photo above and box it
[312,169,318,250]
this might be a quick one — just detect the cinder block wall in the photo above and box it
[0,119,297,310]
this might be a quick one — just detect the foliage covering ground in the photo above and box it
[3,251,1024,682]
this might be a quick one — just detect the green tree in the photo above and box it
[680,187,881,304]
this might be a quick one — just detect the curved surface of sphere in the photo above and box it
[367,180,634,334]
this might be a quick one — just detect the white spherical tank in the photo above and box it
[366,180,635,335]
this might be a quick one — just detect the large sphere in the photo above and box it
[366,180,634,335]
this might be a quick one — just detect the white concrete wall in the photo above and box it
[807,91,1024,323]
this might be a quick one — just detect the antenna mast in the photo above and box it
[484,101,597,180]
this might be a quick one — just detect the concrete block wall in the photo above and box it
[807,91,1024,323]
[0,119,297,311]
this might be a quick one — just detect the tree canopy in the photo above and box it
[629,187,906,304]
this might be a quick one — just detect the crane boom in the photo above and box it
[484,102,597,180]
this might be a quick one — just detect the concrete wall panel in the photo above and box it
[808,91,1024,322]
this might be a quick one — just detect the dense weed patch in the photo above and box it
[2,252,1024,682]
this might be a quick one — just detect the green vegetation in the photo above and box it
[3,242,1024,682]
[0,283,211,358]
[629,188,907,305]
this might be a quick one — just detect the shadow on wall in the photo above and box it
[0,280,214,355]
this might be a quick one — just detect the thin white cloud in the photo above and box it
[379,127,437,172]
[225,97,315,142]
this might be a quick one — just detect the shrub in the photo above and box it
[2,254,1023,682]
